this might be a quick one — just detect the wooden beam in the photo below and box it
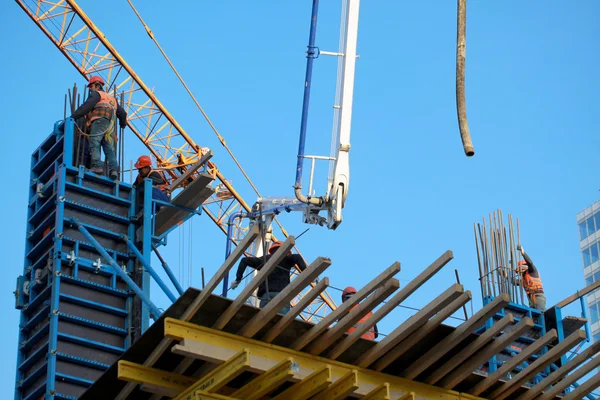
[192,392,237,400]
[517,340,600,400]
[373,291,472,372]
[439,317,534,389]
[115,225,260,400]
[230,358,295,400]
[312,370,359,400]
[168,150,213,192]
[354,284,465,368]
[262,278,329,343]
[554,279,600,308]
[468,328,558,396]
[537,355,600,400]
[362,383,390,400]
[117,360,196,392]
[489,331,586,400]
[238,257,332,338]
[307,279,400,355]
[213,236,296,330]
[271,366,332,400]
[402,293,510,380]
[425,314,514,385]
[560,373,600,400]
[326,251,453,360]
[291,262,401,351]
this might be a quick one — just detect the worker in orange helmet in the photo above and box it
[231,241,307,315]
[133,155,171,211]
[67,76,127,179]
[515,246,546,311]
[342,286,379,340]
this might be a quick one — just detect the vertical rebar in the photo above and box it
[474,223,485,298]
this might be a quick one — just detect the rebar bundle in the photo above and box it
[474,209,526,305]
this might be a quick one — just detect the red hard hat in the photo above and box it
[87,75,105,87]
[134,155,153,169]
[342,286,357,298]
[269,241,282,254]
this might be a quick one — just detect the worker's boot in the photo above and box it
[89,167,103,174]
[109,170,119,180]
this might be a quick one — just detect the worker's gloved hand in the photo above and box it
[519,246,525,255]
[231,280,240,290]
[120,123,127,130]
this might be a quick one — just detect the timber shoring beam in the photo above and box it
[560,373,600,400]
[373,291,472,372]
[402,293,510,380]
[537,355,600,400]
[306,278,400,355]
[262,278,330,343]
[213,236,296,330]
[469,328,558,396]
[487,331,586,400]
[115,225,260,399]
[439,317,534,389]
[327,250,453,360]
[425,314,515,385]
[238,257,332,338]
[517,340,600,400]
[355,283,465,368]
[291,262,401,351]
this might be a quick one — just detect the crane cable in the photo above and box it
[126,0,262,196]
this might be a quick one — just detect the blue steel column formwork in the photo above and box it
[13,119,151,400]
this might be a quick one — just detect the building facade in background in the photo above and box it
[577,201,600,343]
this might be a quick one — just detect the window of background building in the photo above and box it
[579,213,600,240]
[591,303,599,324]
[595,333,600,342]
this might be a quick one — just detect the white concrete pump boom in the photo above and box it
[293,0,361,230]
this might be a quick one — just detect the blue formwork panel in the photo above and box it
[14,121,151,399]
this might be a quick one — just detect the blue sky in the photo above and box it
[1,0,600,395]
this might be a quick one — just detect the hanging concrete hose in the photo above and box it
[456,0,475,157]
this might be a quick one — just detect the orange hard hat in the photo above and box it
[268,241,282,254]
[134,155,153,169]
[87,75,105,87]
[517,260,528,266]
[342,286,357,298]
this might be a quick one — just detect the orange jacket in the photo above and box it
[523,272,543,295]
[347,305,378,340]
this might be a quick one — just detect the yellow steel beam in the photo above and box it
[230,358,295,400]
[312,370,359,400]
[174,349,251,400]
[362,383,390,400]
[117,360,196,392]
[164,318,483,400]
[398,392,416,400]
[271,366,332,400]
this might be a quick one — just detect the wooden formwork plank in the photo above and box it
[439,317,534,389]
[213,236,296,330]
[560,373,600,400]
[231,358,295,400]
[362,383,390,400]
[307,278,400,355]
[373,291,472,372]
[262,278,329,343]
[191,392,237,400]
[355,283,464,368]
[425,314,515,385]
[468,329,558,396]
[291,262,401,351]
[238,257,332,338]
[312,370,359,400]
[538,355,600,400]
[489,331,586,400]
[518,340,600,400]
[115,225,260,400]
[402,293,510,380]
[326,251,453,360]
[271,366,332,400]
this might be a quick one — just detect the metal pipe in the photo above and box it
[152,245,184,296]
[223,211,247,296]
[456,0,475,156]
[122,235,177,302]
[294,0,324,206]
[580,296,592,341]
[70,219,161,319]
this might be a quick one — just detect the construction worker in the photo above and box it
[342,286,379,340]
[133,155,171,211]
[231,241,307,314]
[67,76,127,179]
[516,246,546,311]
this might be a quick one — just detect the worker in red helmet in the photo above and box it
[133,155,170,211]
[515,246,546,311]
[342,287,379,340]
[231,241,308,314]
[68,75,127,179]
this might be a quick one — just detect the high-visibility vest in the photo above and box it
[523,272,543,295]
[347,306,377,340]
[88,91,117,123]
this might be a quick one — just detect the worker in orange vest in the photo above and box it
[68,76,127,179]
[516,246,546,311]
[133,155,171,211]
[342,286,379,340]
